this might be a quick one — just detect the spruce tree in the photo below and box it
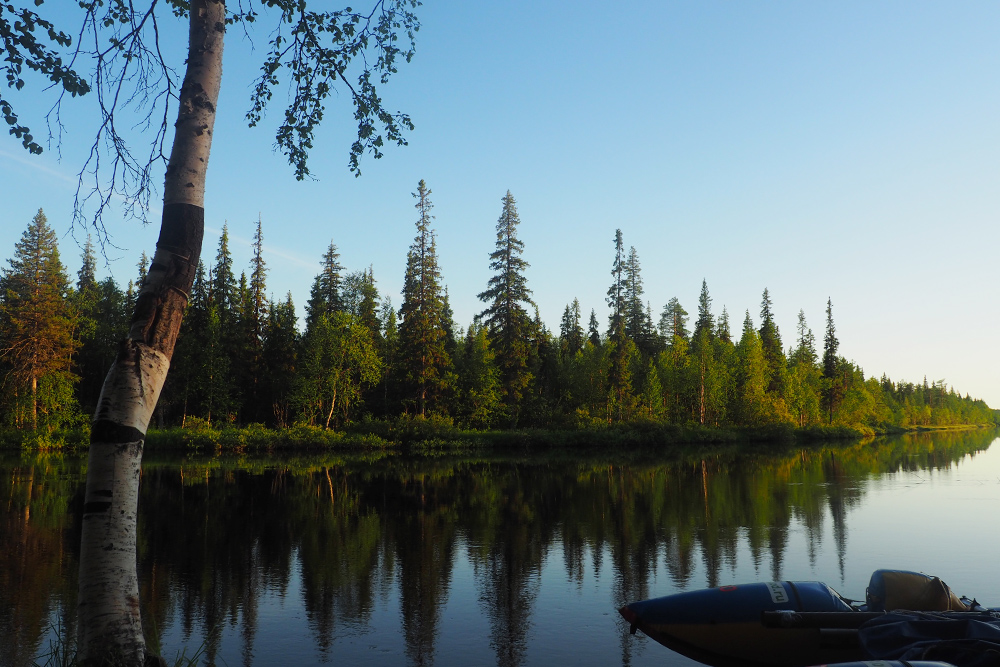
[787,309,821,426]
[716,307,732,344]
[791,309,817,366]
[211,224,237,317]
[441,286,458,359]
[207,227,240,419]
[354,268,383,343]
[398,179,452,416]
[758,287,786,396]
[693,279,714,340]
[559,298,584,358]
[262,293,298,426]
[478,190,534,420]
[606,229,626,338]
[587,309,601,347]
[74,237,129,417]
[379,299,401,417]
[605,230,633,421]
[691,279,716,425]
[248,216,268,342]
[735,310,768,426]
[822,297,840,423]
[0,210,80,429]
[78,235,98,290]
[136,251,149,288]
[306,242,345,326]
[242,216,269,422]
[74,236,99,412]
[623,246,646,344]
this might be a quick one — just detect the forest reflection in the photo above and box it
[2,429,995,667]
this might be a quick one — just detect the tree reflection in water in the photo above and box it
[1,429,997,667]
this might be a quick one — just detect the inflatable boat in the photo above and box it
[619,570,998,667]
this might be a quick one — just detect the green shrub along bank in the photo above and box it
[105,420,999,454]
[3,418,994,453]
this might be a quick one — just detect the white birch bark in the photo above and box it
[76,348,168,663]
[77,1,225,663]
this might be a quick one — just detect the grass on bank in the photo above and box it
[32,619,204,667]
[3,415,993,453]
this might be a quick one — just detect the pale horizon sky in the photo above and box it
[3,1,999,408]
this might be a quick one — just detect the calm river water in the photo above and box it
[3,430,999,667]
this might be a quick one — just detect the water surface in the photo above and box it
[3,430,999,667]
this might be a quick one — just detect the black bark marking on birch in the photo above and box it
[92,420,144,444]
[158,204,204,251]
[83,502,112,514]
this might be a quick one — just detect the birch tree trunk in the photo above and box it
[77,1,225,663]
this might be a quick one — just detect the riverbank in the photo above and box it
[3,419,995,452]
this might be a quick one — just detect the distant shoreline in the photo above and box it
[4,421,996,453]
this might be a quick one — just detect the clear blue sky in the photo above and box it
[3,1,999,407]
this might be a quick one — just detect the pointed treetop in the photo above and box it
[413,179,434,230]
[823,297,839,377]
[694,278,714,340]
[78,234,97,290]
[606,229,627,337]
[717,306,731,344]
[760,287,774,326]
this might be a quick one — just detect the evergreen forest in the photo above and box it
[2,191,994,443]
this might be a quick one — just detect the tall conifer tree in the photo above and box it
[735,311,768,426]
[211,224,237,317]
[787,309,821,426]
[306,242,345,326]
[398,179,451,416]
[758,287,786,396]
[233,217,269,422]
[623,246,646,343]
[136,251,149,288]
[716,306,732,344]
[74,238,129,417]
[0,210,79,429]
[248,216,268,342]
[605,230,633,420]
[606,229,626,337]
[791,309,817,366]
[587,309,601,347]
[693,280,714,340]
[478,190,534,420]
[262,293,298,426]
[822,297,840,423]
[78,236,97,290]
[691,279,716,424]
[559,298,584,358]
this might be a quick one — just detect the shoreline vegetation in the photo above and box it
[4,205,996,452]
[4,419,996,454]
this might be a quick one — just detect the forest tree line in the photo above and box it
[1,188,995,435]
